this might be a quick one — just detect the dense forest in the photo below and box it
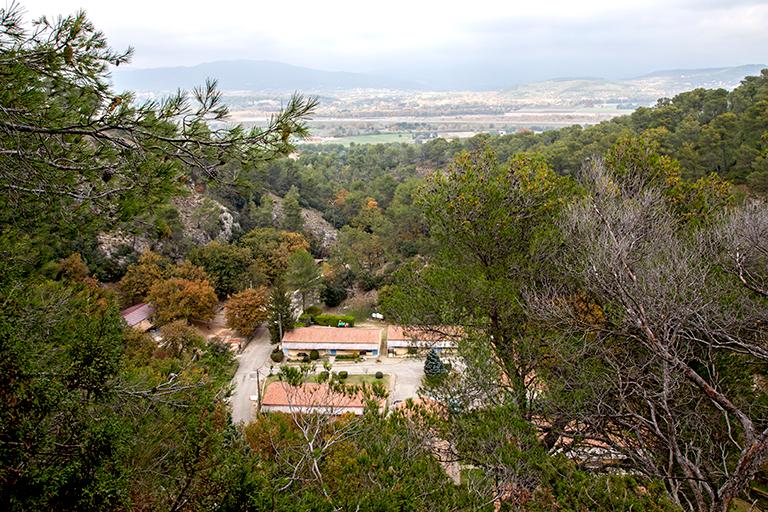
[1,3,768,511]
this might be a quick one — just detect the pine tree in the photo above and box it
[282,185,304,233]
[250,193,275,228]
[267,280,295,344]
[424,348,446,378]
[286,249,320,310]
[0,3,316,243]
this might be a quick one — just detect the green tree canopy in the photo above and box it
[189,241,261,298]
[0,2,316,256]
[286,249,320,311]
[281,185,304,233]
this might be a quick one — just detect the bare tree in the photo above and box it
[262,365,384,497]
[530,160,768,512]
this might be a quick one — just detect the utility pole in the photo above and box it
[256,368,262,412]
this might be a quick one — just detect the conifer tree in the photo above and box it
[267,280,295,344]
[424,348,446,378]
[281,185,304,233]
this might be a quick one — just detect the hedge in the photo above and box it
[314,314,355,327]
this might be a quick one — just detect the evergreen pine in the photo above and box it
[267,280,295,344]
[282,185,304,232]
[424,348,446,378]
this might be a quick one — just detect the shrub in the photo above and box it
[359,271,387,292]
[270,351,284,362]
[302,355,310,363]
[309,349,320,360]
[338,371,348,380]
[319,371,329,381]
[313,313,355,327]
[304,305,322,316]
[375,371,383,379]
[320,281,348,307]
[298,313,313,325]
[407,346,418,355]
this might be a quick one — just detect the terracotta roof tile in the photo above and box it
[261,381,367,408]
[386,325,462,342]
[282,326,381,345]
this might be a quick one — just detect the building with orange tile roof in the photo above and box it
[386,325,460,356]
[260,381,382,415]
[281,326,382,358]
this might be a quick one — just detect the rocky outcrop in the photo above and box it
[97,186,240,262]
[268,192,338,251]
[171,188,241,246]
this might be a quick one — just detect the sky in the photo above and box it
[20,0,768,88]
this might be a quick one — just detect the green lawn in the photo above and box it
[326,132,413,145]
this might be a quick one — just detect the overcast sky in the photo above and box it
[20,0,768,87]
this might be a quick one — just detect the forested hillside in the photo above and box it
[1,3,767,511]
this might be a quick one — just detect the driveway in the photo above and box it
[330,356,426,403]
[229,325,275,424]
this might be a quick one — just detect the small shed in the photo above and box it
[120,303,155,332]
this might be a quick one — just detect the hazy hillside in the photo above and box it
[503,64,766,105]
[112,59,422,92]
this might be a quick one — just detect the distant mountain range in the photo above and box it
[502,65,766,104]
[112,61,766,103]
[111,60,422,92]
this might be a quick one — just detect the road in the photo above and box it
[229,325,274,424]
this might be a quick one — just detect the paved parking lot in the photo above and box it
[330,357,425,403]
[230,336,427,423]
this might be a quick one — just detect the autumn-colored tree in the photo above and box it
[148,278,217,324]
[240,227,309,281]
[169,260,209,282]
[159,320,205,358]
[225,287,269,337]
[57,253,90,282]
[118,251,168,306]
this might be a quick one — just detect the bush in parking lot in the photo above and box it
[375,371,383,379]
[338,371,348,380]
